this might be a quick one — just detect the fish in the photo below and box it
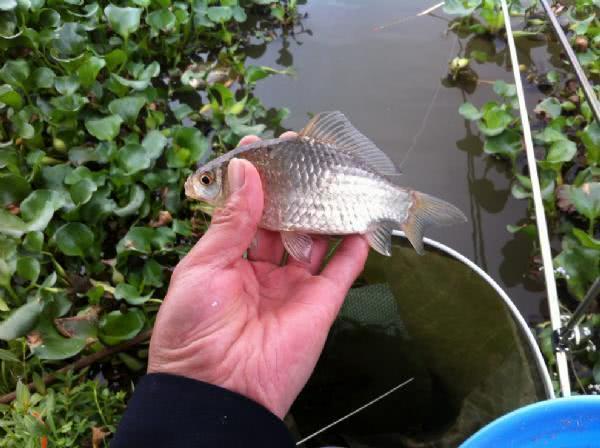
[185,111,467,263]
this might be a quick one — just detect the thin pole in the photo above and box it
[499,0,571,396]
[539,0,600,123]
[564,278,600,335]
[295,378,414,446]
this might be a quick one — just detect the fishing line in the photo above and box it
[295,377,414,446]
[373,2,444,31]
[499,0,570,396]
[398,34,459,169]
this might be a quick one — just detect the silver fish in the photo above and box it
[185,111,466,262]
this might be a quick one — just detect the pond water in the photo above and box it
[248,0,552,324]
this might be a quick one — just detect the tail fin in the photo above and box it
[402,192,467,255]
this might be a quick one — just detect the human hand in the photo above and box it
[148,133,370,419]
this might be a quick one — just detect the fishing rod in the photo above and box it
[538,0,600,123]
[499,0,571,396]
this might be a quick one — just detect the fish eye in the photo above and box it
[200,173,213,185]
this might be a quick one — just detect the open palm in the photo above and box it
[148,136,369,419]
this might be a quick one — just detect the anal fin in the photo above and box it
[281,231,313,264]
[366,221,395,257]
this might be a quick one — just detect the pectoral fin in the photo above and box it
[366,221,395,256]
[281,231,313,264]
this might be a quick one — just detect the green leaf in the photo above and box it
[0,348,19,362]
[0,299,43,340]
[554,245,600,299]
[0,209,27,237]
[569,183,600,222]
[29,317,87,360]
[99,309,145,345]
[0,84,23,108]
[113,184,145,216]
[458,102,482,121]
[142,129,167,159]
[117,227,154,254]
[546,139,576,163]
[143,258,163,286]
[171,102,193,121]
[50,94,88,112]
[245,65,292,84]
[207,6,232,22]
[443,0,482,17]
[117,143,151,175]
[69,178,97,206]
[54,75,79,95]
[0,59,29,89]
[493,80,516,97]
[31,67,55,89]
[534,97,561,119]
[484,129,521,161]
[17,256,40,283]
[53,222,94,257]
[85,115,123,141]
[23,231,43,252]
[52,22,87,59]
[114,283,152,305]
[0,173,30,206]
[478,107,513,137]
[104,4,142,39]
[20,190,64,232]
[172,126,209,164]
[534,126,566,144]
[580,121,599,165]
[77,56,105,88]
[572,228,600,250]
[108,96,146,125]
[147,8,176,31]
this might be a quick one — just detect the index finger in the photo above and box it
[320,235,370,292]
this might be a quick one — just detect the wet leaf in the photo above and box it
[554,245,600,300]
[20,190,64,232]
[443,0,482,17]
[77,56,105,88]
[52,22,87,58]
[99,309,145,345]
[0,59,29,89]
[0,84,22,108]
[69,178,97,205]
[114,283,152,305]
[534,97,561,119]
[0,209,27,237]
[113,184,145,216]
[31,67,55,89]
[54,222,94,257]
[484,129,521,161]
[143,258,163,286]
[572,228,600,250]
[569,183,600,222]
[17,256,40,283]
[104,5,142,39]
[478,106,513,136]
[117,143,151,175]
[29,318,87,360]
[172,126,208,163]
[0,299,43,340]
[207,6,232,22]
[546,139,577,163]
[493,80,516,97]
[117,227,153,254]
[147,8,176,31]
[459,102,482,121]
[108,96,146,125]
[23,231,43,252]
[142,129,167,160]
[54,75,80,95]
[85,115,123,141]
[0,173,30,206]
[580,121,599,165]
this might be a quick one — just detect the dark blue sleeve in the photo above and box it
[111,373,295,448]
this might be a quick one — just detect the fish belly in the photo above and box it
[242,141,410,235]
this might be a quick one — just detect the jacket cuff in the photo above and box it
[111,373,295,447]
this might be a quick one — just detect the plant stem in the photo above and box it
[93,382,108,427]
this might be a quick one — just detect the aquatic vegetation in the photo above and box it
[0,0,301,441]
[445,0,600,393]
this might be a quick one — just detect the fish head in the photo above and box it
[184,165,227,206]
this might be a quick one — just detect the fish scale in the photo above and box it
[185,111,467,262]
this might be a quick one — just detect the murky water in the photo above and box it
[249,0,550,324]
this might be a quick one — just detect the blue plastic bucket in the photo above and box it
[460,396,600,447]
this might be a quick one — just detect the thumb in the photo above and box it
[184,158,264,268]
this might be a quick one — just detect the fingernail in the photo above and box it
[228,158,246,192]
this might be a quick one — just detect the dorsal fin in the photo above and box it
[299,111,401,177]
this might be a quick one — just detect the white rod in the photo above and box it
[417,1,444,16]
[295,378,414,446]
[499,0,570,396]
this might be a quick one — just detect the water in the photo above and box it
[249,0,549,324]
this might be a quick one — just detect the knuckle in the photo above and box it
[212,197,252,229]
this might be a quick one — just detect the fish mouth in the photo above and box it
[184,175,198,200]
